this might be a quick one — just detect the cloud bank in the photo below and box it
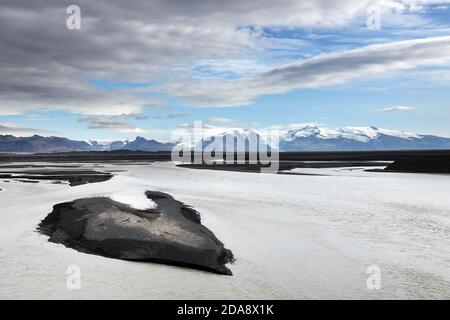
[163,36,450,106]
[1,0,450,114]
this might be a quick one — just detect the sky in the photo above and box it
[1,0,450,141]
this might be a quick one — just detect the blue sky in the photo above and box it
[1,0,450,141]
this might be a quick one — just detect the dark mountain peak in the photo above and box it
[0,134,176,153]
[120,136,175,152]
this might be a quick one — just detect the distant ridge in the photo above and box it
[0,135,175,153]
[1,125,450,153]
[0,135,92,153]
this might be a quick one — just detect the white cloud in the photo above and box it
[373,105,415,112]
[0,123,56,136]
[78,116,146,133]
[205,118,236,124]
[164,36,450,106]
[166,113,189,119]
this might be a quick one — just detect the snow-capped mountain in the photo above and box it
[87,136,175,152]
[117,136,175,152]
[194,125,450,152]
[277,125,450,151]
[198,129,272,152]
[281,125,420,142]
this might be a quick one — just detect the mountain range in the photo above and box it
[197,126,450,152]
[1,126,450,153]
[277,125,450,151]
[0,135,175,153]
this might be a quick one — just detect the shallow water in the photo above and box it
[0,162,449,299]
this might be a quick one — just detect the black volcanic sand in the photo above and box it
[383,157,450,174]
[0,164,82,169]
[178,161,390,175]
[2,149,450,163]
[38,191,234,275]
[0,169,112,186]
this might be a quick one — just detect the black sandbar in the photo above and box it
[38,191,234,275]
